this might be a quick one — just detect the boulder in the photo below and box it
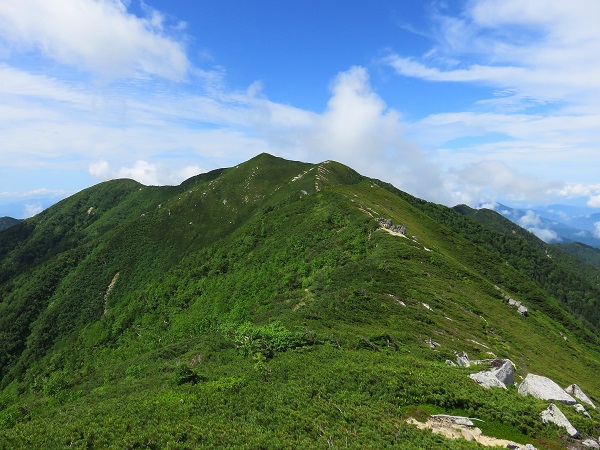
[468,359,514,390]
[582,438,600,449]
[518,374,577,405]
[540,403,579,438]
[489,359,515,386]
[564,384,596,409]
[517,305,528,316]
[574,403,591,418]
[469,370,506,389]
[456,351,471,367]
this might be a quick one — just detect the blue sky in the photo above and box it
[1,0,600,235]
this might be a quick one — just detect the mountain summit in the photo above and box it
[1,154,598,448]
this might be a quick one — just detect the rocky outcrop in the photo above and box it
[518,374,577,405]
[469,359,515,390]
[517,305,528,316]
[376,218,406,235]
[582,438,600,449]
[406,415,535,448]
[540,403,579,438]
[564,384,596,409]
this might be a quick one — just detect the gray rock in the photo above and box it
[582,438,600,449]
[445,360,457,366]
[574,403,591,418]
[524,445,537,450]
[506,443,520,450]
[456,351,470,367]
[489,359,515,386]
[470,370,507,389]
[565,384,596,409]
[517,305,528,316]
[540,403,579,438]
[425,337,440,349]
[518,374,577,405]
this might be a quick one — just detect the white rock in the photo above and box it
[540,403,579,438]
[574,403,591,418]
[582,438,600,449]
[518,374,577,405]
[469,371,507,389]
[456,351,470,367]
[489,359,515,386]
[565,384,596,409]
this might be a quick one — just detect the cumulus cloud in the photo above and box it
[593,222,600,239]
[89,159,204,186]
[24,203,43,218]
[552,183,600,208]
[0,0,189,80]
[518,210,542,228]
[527,227,561,243]
[446,160,559,206]
[302,66,451,203]
[517,210,561,243]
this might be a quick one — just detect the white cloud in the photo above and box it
[0,188,68,198]
[479,201,497,210]
[302,66,451,203]
[593,222,600,239]
[382,0,600,210]
[24,203,43,218]
[0,0,189,81]
[516,210,561,242]
[527,227,561,243]
[589,196,600,208]
[518,210,542,228]
[89,159,204,186]
[552,184,600,208]
[385,0,600,104]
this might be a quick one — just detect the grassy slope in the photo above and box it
[0,155,599,448]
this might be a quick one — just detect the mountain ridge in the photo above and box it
[1,153,598,448]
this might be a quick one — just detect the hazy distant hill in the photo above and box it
[490,202,600,248]
[0,154,598,448]
[0,216,21,231]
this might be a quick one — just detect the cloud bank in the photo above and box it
[0,0,189,80]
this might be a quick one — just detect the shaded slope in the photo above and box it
[0,217,20,232]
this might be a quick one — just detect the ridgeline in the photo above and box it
[1,154,598,448]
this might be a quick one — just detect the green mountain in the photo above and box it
[1,154,598,449]
[556,242,600,271]
[0,217,21,232]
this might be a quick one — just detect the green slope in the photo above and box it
[0,154,598,448]
[0,217,20,232]
[452,204,600,333]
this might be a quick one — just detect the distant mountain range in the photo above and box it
[487,203,600,248]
